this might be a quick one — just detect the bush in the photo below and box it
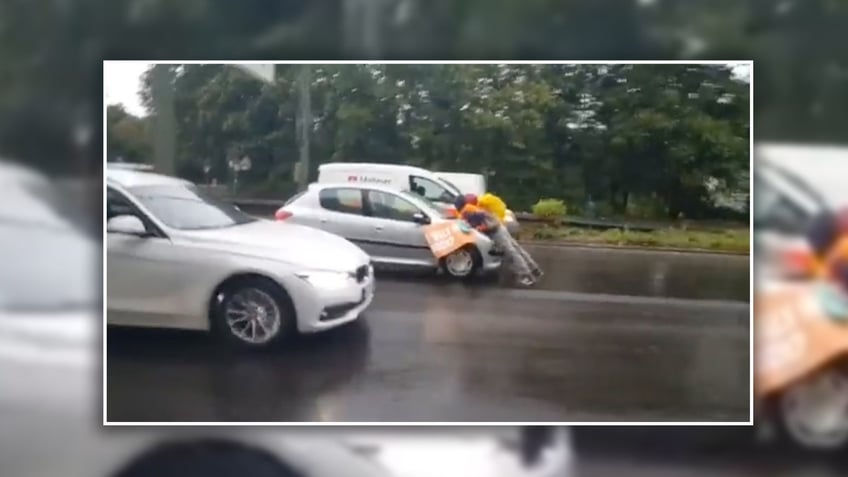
[532,198,567,220]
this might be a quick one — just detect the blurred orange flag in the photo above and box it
[422,221,477,258]
[755,284,848,397]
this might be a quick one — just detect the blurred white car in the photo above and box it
[3,161,576,477]
[106,167,375,348]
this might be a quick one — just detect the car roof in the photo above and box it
[318,162,429,175]
[106,168,193,189]
[107,162,156,172]
[435,171,483,179]
[757,142,848,208]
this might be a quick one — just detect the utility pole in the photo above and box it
[151,64,176,176]
[295,65,312,191]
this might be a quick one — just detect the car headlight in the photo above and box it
[296,271,353,289]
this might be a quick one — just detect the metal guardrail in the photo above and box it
[512,212,659,232]
[226,197,724,232]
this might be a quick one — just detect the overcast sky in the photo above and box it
[104,62,752,118]
[104,62,151,117]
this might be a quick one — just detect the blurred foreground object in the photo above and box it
[755,143,848,280]
[0,0,842,183]
[754,143,848,451]
[755,279,848,451]
[339,427,574,477]
[2,161,573,476]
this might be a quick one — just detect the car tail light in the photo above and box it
[275,209,293,221]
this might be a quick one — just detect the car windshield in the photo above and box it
[764,162,828,212]
[436,177,461,199]
[131,184,257,230]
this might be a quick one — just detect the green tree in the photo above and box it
[106,105,151,162]
[140,63,749,218]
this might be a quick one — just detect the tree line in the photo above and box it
[108,63,748,219]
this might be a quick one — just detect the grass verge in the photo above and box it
[520,224,750,253]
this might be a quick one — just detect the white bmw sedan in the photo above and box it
[106,168,375,349]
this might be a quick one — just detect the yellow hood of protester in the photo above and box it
[478,193,507,221]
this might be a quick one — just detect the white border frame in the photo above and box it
[103,60,754,426]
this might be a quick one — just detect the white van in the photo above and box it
[318,163,519,232]
[435,172,487,197]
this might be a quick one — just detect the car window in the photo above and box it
[319,188,364,215]
[130,184,256,230]
[367,190,422,222]
[437,176,466,196]
[409,176,456,203]
[107,187,138,220]
[754,176,812,235]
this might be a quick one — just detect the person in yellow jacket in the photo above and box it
[477,192,508,222]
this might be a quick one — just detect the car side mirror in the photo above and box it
[107,215,148,236]
[412,212,431,225]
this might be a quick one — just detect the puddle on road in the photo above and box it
[377,246,750,302]
[520,245,750,302]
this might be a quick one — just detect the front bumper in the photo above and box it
[290,265,376,333]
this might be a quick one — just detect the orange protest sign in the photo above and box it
[755,284,848,397]
[422,221,478,258]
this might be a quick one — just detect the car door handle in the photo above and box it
[374,225,384,231]
[320,218,328,223]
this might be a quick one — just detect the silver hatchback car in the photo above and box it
[278,183,503,279]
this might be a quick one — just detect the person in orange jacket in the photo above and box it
[456,194,542,286]
[795,209,848,281]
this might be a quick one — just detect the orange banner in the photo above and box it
[755,284,848,397]
[422,221,478,258]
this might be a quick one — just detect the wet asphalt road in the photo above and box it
[106,245,750,422]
